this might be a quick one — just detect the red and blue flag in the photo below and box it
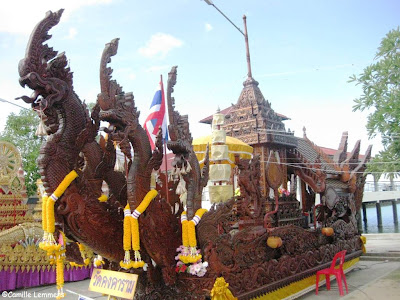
[144,79,168,150]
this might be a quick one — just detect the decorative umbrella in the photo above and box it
[193,112,253,204]
[193,135,253,168]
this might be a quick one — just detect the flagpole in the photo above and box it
[163,139,169,204]
[161,74,170,205]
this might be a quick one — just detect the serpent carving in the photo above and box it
[166,66,210,220]
[17,10,124,262]
[16,10,369,299]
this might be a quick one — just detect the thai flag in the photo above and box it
[144,78,168,150]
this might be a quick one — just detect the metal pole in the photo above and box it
[362,202,368,223]
[0,97,30,111]
[376,201,383,230]
[357,209,363,234]
[164,141,169,204]
[393,199,398,225]
[204,1,253,78]
[206,2,245,36]
[243,15,253,78]
[160,74,170,206]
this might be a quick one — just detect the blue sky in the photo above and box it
[0,0,399,156]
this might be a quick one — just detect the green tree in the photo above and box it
[0,109,42,196]
[350,27,400,178]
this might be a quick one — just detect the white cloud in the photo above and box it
[64,27,78,40]
[0,0,114,35]
[138,33,183,59]
[129,73,136,80]
[205,23,213,32]
[145,65,169,73]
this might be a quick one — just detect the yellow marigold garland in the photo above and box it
[130,217,144,268]
[43,196,61,256]
[181,211,189,247]
[135,190,158,213]
[131,190,158,268]
[38,171,78,268]
[179,208,207,264]
[120,204,133,269]
[46,196,57,243]
[42,170,78,254]
[39,195,49,251]
[36,171,79,298]
[56,258,65,299]
[69,242,90,267]
[53,170,79,198]
[55,231,67,299]
[120,190,158,269]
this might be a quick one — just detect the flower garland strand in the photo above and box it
[39,195,49,251]
[179,208,207,264]
[69,242,91,267]
[81,243,91,266]
[56,258,65,299]
[120,204,133,269]
[53,170,79,197]
[179,211,190,263]
[119,190,158,269]
[36,171,77,299]
[46,194,59,251]
[37,171,78,266]
[130,189,158,268]
[55,231,67,299]
[181,212,189,246]
[130,215,143,268]
[45,170,78,253]
[188,208,207,262]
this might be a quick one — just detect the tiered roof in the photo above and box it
[203,76,296,147]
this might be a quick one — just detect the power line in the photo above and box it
[283,160,400,165]
[259,160,399,175]
[0,97,30,111]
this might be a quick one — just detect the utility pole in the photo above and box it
[203,0,254,79]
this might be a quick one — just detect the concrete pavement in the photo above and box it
[299,233,400,300]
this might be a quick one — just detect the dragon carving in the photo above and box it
[97,37,163,207]
[17,9,126,263]
[16,10,209,293]
[16,10,369,299]
[166,66,210,220]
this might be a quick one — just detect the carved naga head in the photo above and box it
[97,38,139,133]
[17,9,72,112]
[166,66,192,168]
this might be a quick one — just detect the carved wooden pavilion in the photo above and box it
[200,71,372,231]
